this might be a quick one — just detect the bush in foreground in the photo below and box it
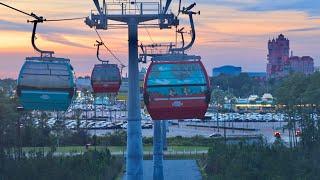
[202,142,320,179]
[0,150,123,180]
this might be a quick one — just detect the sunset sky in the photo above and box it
[0,0,319,78]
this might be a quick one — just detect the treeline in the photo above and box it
[202,72,320,179]
[275,72,320,106]
[211,73,267,98]
[0,92,124,180]
[212,72,320,104]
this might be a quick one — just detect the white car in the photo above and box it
[209,133,222,138]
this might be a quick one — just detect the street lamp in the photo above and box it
[16,106,24,159]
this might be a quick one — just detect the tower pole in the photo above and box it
[153,120,164,180]
[162,121,167,150]
[85,2,177,179]
[126,18,143,180]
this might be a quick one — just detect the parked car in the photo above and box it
[209,133,222,138]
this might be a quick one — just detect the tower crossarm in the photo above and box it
[85,0,178,29]
[139,43,174,62]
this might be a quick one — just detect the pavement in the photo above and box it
[123,160,202,180]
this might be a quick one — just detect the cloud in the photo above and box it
[204,39,240,44]
[244,0,320,15]
[39,33,93,49]
[0,19,90,35]
[203,0,257,6]
[205,0,320,16]
[0,19,31,32]
[287,27,320,32]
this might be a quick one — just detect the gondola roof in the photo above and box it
[26,56,71,62]
[151,53,201,62]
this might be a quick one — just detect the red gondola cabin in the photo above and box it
[91,64,121,94]
[144,60,211,120]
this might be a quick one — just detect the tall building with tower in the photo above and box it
[267,34,314,78]
[267,34,290,78]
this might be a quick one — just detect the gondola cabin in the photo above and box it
[17,57,75,111]
[144,60,211,120]
[91,64,121,94]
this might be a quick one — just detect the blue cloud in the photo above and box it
[243,0,320,16]
[40,33,92,49]
[0,19,31,32]
[287,27,320,32]
[204,0,320,16]
[201,0,255,7]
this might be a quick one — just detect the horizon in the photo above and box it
[0,0,319,78]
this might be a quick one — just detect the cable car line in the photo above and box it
[132,2,155,44]
[94,28,125,67]
[0,2,86,22]
[144,27,155,44]
[45,17,87,22]
[0,2,35,18]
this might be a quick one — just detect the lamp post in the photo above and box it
[16,106,24,160]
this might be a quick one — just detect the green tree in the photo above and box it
[0,91,19,155]
[212,73,267,98]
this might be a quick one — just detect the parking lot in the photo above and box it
[26,103,301,145]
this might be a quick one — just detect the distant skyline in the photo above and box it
[0,0,319,78]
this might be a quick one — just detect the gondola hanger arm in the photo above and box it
[95,40,109,63]
[171,2,199,53]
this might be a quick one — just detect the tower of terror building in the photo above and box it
[267,34,290,78]
[267,34,314,78]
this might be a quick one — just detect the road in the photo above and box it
[88,121,293,144]
[122,160,202,180]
